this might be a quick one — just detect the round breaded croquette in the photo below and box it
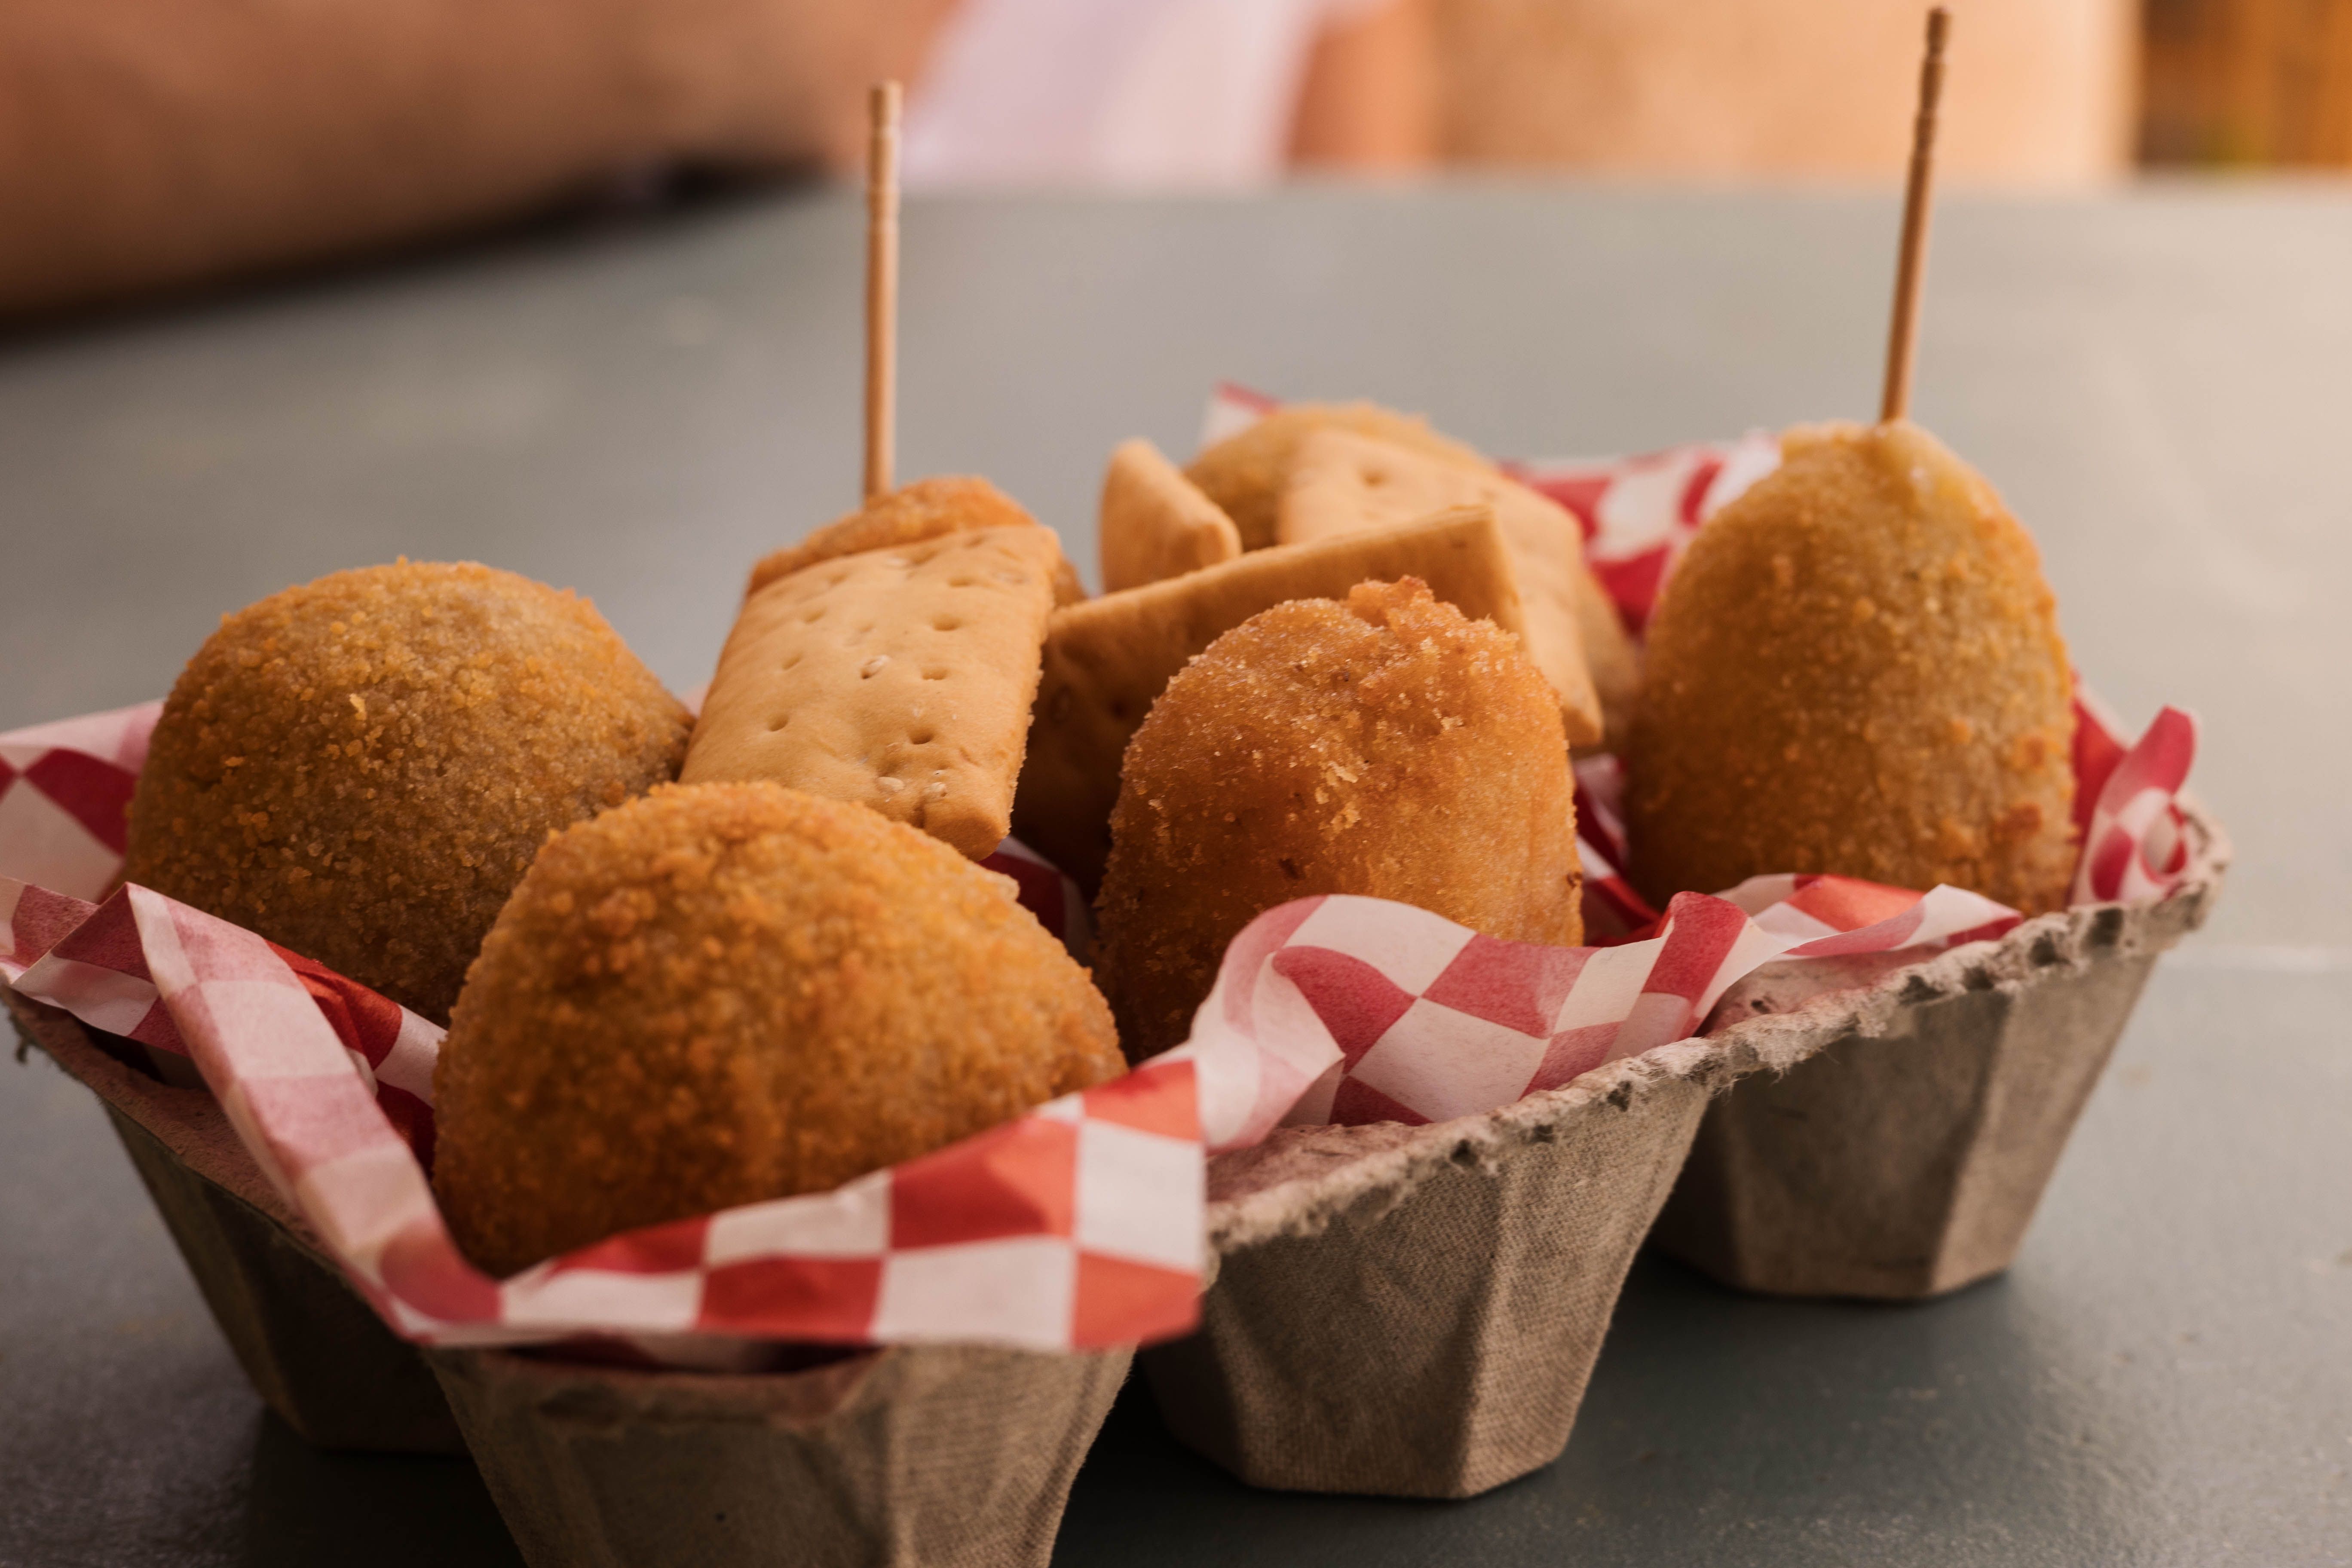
[745,475,1085,605]
[1095,578,1583,1062]
[1625,420,2076,913]
[123,562,691,1023]
[430,782,1124,1276]
[1184,403,1493,551]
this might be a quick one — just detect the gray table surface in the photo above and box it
[2,181,2347,1567]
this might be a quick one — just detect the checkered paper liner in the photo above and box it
[0,701,159,904]
[1185,879,2020,1134]
[4,862,1210,1358]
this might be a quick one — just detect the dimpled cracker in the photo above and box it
[1011,506,1526,893]
[682,525,1060,859]
[1280,427,1621,748]
[1100,439,1244,593]
[745,475,1084,607]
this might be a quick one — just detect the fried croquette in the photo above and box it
[1190,405,1641,749]
[746,476,1084,606]
[123,561,690,1022]
[1094,579,1583,1062]
[1625,420,2076,914]
[1279,427,1617,748]
[431,782,1124,1277]
[1012,508,1530,897]
[1184,403,1490,551]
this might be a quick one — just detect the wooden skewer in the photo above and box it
[864,80,902,502]
[1880,6,1951,425]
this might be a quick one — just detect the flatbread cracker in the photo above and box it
[1012,506,1526,893]
[746,475,1085,607]
[1099,439,1243,593]
[685,525,1060,859]
[1279,427,1628,748]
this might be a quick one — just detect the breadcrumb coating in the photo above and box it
[1625,421,2076,913]
[431,782,1124,1277]
[746,475,1084,606]
[1185,404,1491,551]
[122,561,689,1023]
[1189,404,1643,749]
[1095,579,1582,1063]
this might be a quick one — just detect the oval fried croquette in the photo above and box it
[1625,420,2076,913]
[1094,578,1583,1062]
[430,782,1124,1277]
[123,561,691,1022]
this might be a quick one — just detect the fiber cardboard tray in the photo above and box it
[6,792,2229,1521]
[1147,1041,1715,1499]
[7,991,464,1455]
[1654,795,2229,1299]
[431,1342,1130,1568]
[1142,795,2227,1499]
[8,993,1130,1567]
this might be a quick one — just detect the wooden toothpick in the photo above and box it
[1880,7,1951,425]
[864,81,902,502]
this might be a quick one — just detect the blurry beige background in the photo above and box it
[1,0,2346,319]
[1433,0,2135,184]
[2140,0,2352,162]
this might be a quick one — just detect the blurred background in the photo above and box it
[0,0,2345,321]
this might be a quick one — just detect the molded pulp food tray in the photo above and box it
[1143,797,2226,1498]
[10,797,2226,1533]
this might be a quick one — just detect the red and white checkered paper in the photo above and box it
[0,701,159,902]
[1188,880,2020,1133]
[1,704,1183,1357]
[0,401,2201,1351]
[4,864,1209,1357]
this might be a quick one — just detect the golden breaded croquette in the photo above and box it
[1191,405,1642,750]
[1012,508,1530,897]
[1095,579,1583,1061]
[746,475,1085,606]
[1278,427,1616,749]
[431,782,1124,1277]
[123,562,690,1023]
[1625,420,2076,913]
[1184,403,1491,551]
